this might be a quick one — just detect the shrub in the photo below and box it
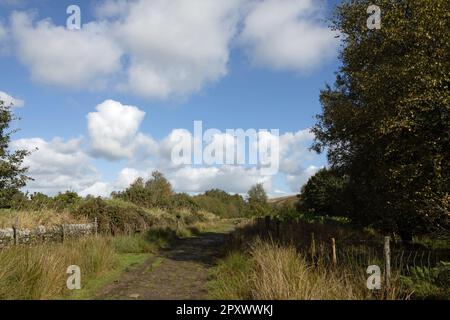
[53,191,82,212]
[171,193,200,212]
[73,197,152,235]
[299,168,349,218]
[401,262,450,299]
[194,189,246,218]
[112,171,173,209]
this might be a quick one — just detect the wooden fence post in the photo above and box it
[61,224,65,243]
[384,236,391,297]
[13,216,19,245]
[12,226,18,245]
[331,237,337,266]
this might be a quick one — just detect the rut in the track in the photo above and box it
[96,230,231,300]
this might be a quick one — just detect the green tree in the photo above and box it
[113,171,173,208]
[144,171,173,207]
[312,0,449,240]
[53,191,81,211]
[0,102,31,207]
[299,168,349,217]
[194,189,246,218]
[246,183,270,217]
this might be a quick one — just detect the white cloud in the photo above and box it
[6,0,338,99]
[94,0,130,19]
[0,22,11,55]
[12,127,320,197]
[10,97,323,196]
[8,1,242,98]
[110,0,243,99]
[286,165,321,191]
[0,22,6,42]
[0,91,24,107]
[10,11,122,89]
[80,167,152,197]
[167,166,272,194]
[11,137,100,195]
[279,129,315,174]
[87,99,157,160]
[239,0,338,72]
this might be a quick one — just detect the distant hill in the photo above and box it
[268,195,300,207]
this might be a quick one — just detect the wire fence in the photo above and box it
[252,216,450,276]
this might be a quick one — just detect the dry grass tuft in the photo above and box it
[0,237,115,299]
[211,239,404,300]
[0,209,88,229]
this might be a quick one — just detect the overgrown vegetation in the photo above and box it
[210,219,449,300]
[0,102,31,208]
[0,236,117,299]
[0,217,220,300]
[210,238,394,300]
[310,0,450,240]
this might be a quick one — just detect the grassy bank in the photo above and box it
[209,219,450,300]
[0,217,224,300]
[209,239,391,300]
[0,236,116,299]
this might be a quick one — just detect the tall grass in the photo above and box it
[0,209,88,229]
[210,239,402,300]
[0,217,225,300]
[0,237,116,300]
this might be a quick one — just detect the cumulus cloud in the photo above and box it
[0,22,6,42]
[11,137,100,195]
[239,0,338,72]
[10,11,122,89]
[0,91,24,107]
[125,127,318,194]
[168,165,272,194]
[79,167,150,197]
[110,0,242,98]
[6,0,338,99]
[285,165,321,191]
[94,0,130,19]
[0,21,11,55]
[11,98,322,196]
[8,1,242,98]
[87,100,158,160]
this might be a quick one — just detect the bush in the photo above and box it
[299,168,349,218]
[401,262,450,299]
[171,193,200,212]
[112,171,173,209]
[194,189,246,218]
[73,197,152,235]
[53,191,81,212]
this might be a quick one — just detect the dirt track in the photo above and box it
[96,230,232,300]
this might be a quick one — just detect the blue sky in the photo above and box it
[0,0,343,197]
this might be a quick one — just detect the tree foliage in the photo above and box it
[312,0,450,239]
[299,168,349,217]
[193,189,246,218]
[112,171,173,208]
[246,183,270,217]
[0,102,31,207]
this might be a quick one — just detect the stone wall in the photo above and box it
[0,221,98,249]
